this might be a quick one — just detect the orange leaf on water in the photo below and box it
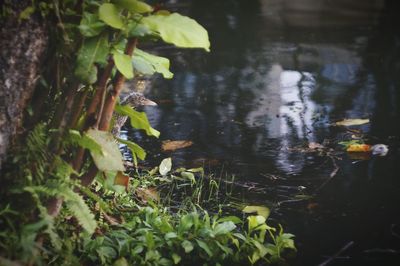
[346,144,371,152]
[161,140,193,152]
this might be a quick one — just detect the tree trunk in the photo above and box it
[0,1,48,170]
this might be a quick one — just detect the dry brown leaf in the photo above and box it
[161,140,193,152]
[308,142,324,150]
[114,171,130,190]
[136,187,160,203]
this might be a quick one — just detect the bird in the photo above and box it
[370,144,389,156]
[112,91,157,136]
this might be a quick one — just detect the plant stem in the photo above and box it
[99,38,137,131]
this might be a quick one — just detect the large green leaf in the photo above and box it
[117,137,146,166]
[99,3,124,29]
[79,12,105,37]
[142,13,210,51]
[195,239,213,257]
[85,129,125,172]
[113,0,153,13]
[75,35,109,84]
[68,130,103,155]
[114,104,160,137]
[213,221,236,236]
[133,48,173,79]
[113,51,134,79]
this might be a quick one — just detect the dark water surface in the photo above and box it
[128,0,400,264]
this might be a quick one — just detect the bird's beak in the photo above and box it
[143,99,157,106]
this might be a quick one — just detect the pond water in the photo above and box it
[126,0,400,264]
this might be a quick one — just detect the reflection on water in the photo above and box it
[127,0,400,264]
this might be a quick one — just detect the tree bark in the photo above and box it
[0,1,48,170]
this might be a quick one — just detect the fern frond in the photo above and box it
[59,188,97,234]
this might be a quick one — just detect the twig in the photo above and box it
[313,155,339,195]
[318,241,354,266]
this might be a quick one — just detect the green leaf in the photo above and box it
[171,253,181,264]
[117,138,146,160]
[113,51,134,79]
[213,221,236,236]
[114,104,160,137]
[180,171,195,184]
[19,6,35,20]
[79,12,106,37]
[217,216,242,224]
[99,3,124,29]
[86,129,125,172]
[113,257,129,266]
[113,0,153,13]
[181,240,193,253]
[142,13,210,51]
[159,158,172,175]
[69,130,103,154]
[127,22,151,37]
[75,35,109,83]
[165,232,178,240]
[195,239,213,257]
[133,48,173,79]
[247,215,275,232]
[242,205,270,219]
[60,188,97,234]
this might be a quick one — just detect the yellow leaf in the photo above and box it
[346,144,371,152]
[335,119,369,126]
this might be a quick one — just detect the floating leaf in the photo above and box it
[161,140,193,152]
[113,51,134,79]
[113,0,153,13]
[86,129,125,172]
[114,171,130,190]
[99,3,124,29]
[114,104,160,137]
[133,48,173,79]
[242,206,270,219]
[159,157,172,175]
[338,139,364,149]
[335,119,369,126]
[346,144,371,152]
[142,13,210,51]
[308,142,324,150]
